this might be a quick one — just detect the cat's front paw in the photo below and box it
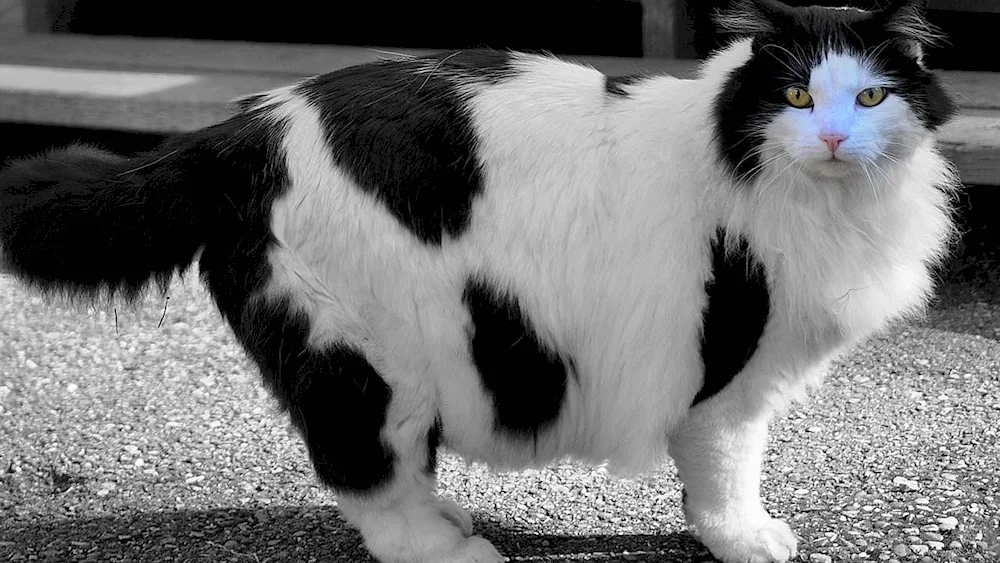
[697,516,798,563]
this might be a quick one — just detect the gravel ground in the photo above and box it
[1,189,998,563]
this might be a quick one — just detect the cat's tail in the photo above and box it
[0,109,285,301]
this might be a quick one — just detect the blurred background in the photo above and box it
[1,0,998,156]
[19,0,1000,66]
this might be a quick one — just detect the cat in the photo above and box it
[0,1,959,562]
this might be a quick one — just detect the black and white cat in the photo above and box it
[0,1,959,562]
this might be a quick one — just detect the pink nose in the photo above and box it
[819,133,847,153]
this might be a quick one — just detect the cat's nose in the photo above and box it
[818,133,848,153]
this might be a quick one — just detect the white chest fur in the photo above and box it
[725,138,956,360]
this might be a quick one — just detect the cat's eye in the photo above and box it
[784,87,813,109]
[856,87,887,107]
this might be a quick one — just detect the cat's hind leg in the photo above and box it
[333,418,504,563]
[276,339,502,563]
[338,479,503,563]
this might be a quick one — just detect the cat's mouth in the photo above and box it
[811,156,855,178]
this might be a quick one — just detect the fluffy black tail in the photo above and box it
[0,111,287,301]
[0,143,209,300]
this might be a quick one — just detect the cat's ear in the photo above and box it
[712,0,793,37]
[875,0,944,49]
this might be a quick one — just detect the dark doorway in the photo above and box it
[49,0,645,57]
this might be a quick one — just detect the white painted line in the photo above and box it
[0,64,199,97]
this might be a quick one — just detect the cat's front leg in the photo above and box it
[668,403,797,563]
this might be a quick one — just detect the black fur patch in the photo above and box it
[693,230,770,406]
[605,74,643,97]
[225,296,395,491]
[229,93,268,113]
[712,1,957,182]
[463,278,569,438]
[434,49,519,84]
[296,49,517,245]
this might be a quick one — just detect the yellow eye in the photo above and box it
[784,87,813,109]
[857,87,887,107]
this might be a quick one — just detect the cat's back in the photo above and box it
[251,49,636,245]
[291,48,615,137]
[262,48,701,170]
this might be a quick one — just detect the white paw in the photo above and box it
[437,497,474,537]
[440,535,506,563]
[700,516,799,563]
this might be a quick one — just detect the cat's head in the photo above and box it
[711,0,957,182]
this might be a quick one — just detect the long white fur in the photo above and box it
[245,39,956,563]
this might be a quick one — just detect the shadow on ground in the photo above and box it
[0,507,367,563]
[0,506,713,563]
[478,514,711,561]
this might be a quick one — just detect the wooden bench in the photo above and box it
[0,33,998,185]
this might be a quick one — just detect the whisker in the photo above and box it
[758,44,809,79]
[755,153,800,198]
[859,159,882,213]
[736,150,789,184]
[868,156,895,186]
[731,142,784,171]
[878,151,902,166]
[883,139,916,151]
[862,39,894,70]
